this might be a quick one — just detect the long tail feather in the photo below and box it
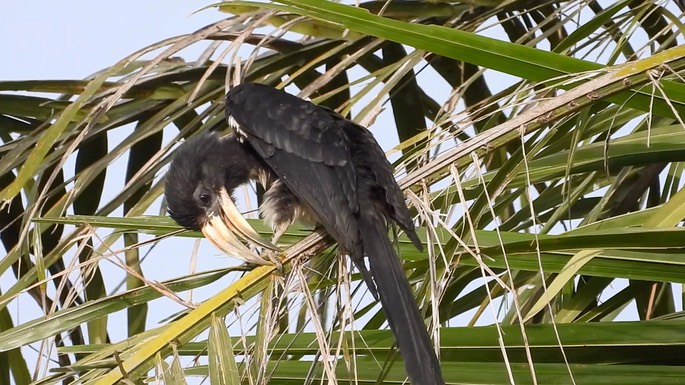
[358,214,444,385]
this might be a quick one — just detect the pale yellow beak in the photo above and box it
[217,189,279,251]
[200,188,279,265]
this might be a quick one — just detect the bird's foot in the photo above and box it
[239,251,283,272]
[264,249,284,273]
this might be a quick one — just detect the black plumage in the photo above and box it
[164,83,444,384]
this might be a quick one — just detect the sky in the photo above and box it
[3,1,674,381]
[3,2,219,80]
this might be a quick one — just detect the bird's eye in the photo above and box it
[198,193,212,207]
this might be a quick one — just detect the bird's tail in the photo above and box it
[358,213,444,385]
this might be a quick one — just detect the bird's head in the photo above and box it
[164,132,277,264]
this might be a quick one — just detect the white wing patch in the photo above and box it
[228,115,247,142]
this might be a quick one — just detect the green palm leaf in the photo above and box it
[2,1,685,384]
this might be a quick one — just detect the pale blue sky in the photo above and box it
[3,1,218,80]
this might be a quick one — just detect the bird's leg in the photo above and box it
[261,180,300,247]
[266,249,283,272]
[271,222,289,246]
[260,180,303,270]
[239,244,283,271]
[261,221,296,272]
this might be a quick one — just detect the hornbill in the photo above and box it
[164,83,444,384]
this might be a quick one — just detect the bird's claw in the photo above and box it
[264,250,284,273]
[250,245,283,273]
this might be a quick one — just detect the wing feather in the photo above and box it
[226,83,360,252]
[234,83,350,167]
[341,120,423,250]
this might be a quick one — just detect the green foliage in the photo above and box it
[2,1,685,384]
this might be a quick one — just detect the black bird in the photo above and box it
[164,83,444,384]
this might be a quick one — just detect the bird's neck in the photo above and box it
[215,134,273,190]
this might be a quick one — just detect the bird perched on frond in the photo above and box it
[164,83,444,384]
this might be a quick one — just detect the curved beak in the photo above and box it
[217,189,279,251]
[200,188,279,265]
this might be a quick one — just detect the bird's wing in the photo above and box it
[343,121,423,250]
[225,83,361,256]
[228,84,351,167]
